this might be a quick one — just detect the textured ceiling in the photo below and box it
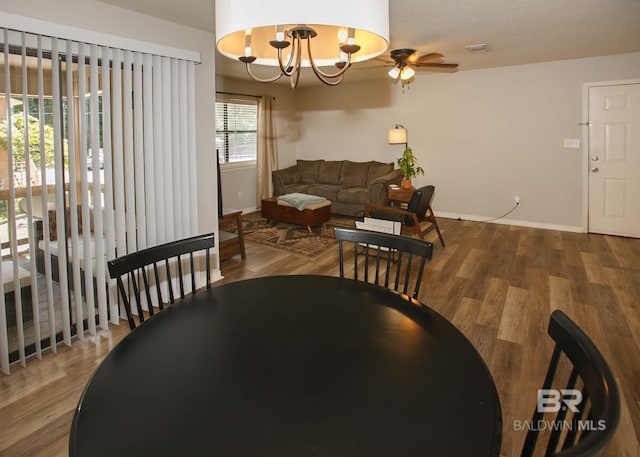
[97,0,640,83]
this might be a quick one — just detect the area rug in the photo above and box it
[221,211,357,258]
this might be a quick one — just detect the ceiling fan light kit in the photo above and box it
[382,48,458,88]
[215,0,390,88]
[387,66,414,81]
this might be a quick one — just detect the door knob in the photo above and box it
[591,156,599,162]
[591,167,599,173]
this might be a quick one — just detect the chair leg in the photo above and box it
[426,205,445,247]
[407,213,425,240]
[235,213,246,259]
[433,222,445,247]
[413,224,424,239]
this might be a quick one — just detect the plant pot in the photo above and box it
[402,179,412,189]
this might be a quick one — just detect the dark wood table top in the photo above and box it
[70,275,502,457]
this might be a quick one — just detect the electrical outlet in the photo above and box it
[515,195,520,205]
[563,139,580,148]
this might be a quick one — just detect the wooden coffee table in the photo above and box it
[261,197,331,233]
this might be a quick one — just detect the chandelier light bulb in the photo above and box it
[338,28,348,44]
[243,31,252,57]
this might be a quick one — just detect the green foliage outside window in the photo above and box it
[0,113,59,169]
[0,98,69,220]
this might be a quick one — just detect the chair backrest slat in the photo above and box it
[190,252,196,293]
[153,262,163,309]
[108,233,215,330]
[520,310,620,457]
[141,267,154,317]
[164,258,175,304]
[333,227,433,300]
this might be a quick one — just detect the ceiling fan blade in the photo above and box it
[409,52,444,63]
[414,62,459,69]
[374,56,395,64]
[412,63,459,73]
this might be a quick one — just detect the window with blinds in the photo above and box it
[215,99,257,164]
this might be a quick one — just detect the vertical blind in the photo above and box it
[0,27,199,374]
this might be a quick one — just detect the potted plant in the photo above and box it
[397,147,424,189]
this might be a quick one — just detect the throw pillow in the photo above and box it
[318,161,343,184]
[297,159,324,184]
[340,160,370,187]
[367,161,394,182]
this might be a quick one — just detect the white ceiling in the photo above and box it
[97,0,640,83]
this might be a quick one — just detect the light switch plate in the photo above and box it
[563,139,580,148]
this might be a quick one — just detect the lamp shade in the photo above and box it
[388,126,407,144]
[215,0,390,67]
[387,67,400,79]
[400,66,415,80]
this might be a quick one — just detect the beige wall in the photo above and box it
[293,52,640,230]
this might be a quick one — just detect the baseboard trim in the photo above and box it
[437,212,584,233]
[211,268,224,283]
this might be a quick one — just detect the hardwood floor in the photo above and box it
[1,217,639,456]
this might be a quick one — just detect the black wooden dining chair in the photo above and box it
[366,184,445,247]
[521,309,620,457]
[107,233,215,329]
[333,227,433,299]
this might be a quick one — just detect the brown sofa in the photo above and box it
[272,159,403,216]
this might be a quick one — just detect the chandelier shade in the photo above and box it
[215,0,389,87]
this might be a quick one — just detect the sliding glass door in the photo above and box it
[0,27,199,374]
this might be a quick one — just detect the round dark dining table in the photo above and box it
[70,275,502,457]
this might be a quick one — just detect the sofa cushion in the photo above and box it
[367,161,394,182]
[337,187,370,205]
[318,161,343,184]
[297,159,324,184]
[339,160,370,187]
[306,184,342,202]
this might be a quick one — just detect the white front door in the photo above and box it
[588,82,640,238]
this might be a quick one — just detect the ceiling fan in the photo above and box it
[380,48,459,85]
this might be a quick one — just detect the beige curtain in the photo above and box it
[256,95,278,206]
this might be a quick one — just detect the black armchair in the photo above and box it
[365,185,445,247]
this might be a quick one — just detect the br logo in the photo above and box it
[537,389,583,413]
